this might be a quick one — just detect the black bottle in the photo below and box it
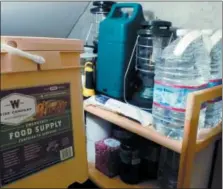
[139,138,161,180]
[119,137,141,184]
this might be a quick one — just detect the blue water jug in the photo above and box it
[96,3,145,99]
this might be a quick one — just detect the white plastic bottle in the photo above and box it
[205,29,222,128]
[152,29,210,140]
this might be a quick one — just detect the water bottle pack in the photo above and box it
[205,30,222,128]
[152,30,211,140]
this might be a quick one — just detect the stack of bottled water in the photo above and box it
[205,29,222,128]
[152,29,210,140]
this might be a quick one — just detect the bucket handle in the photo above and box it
[1,43,45,64]
[107,3,143,21]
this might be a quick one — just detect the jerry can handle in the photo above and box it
[1,43,45,64]
[107,3,143,21]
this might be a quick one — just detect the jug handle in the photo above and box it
[107,3,143,21]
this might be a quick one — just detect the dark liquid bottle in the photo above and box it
[119,138,141,184]
[139,138,161,180]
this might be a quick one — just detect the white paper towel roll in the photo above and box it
[86,113,112,142]
[87,139,96,163]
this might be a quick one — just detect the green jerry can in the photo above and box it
[96,3,145,99]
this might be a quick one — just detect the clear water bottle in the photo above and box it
[205,29,222,128]
[152,29,210,140]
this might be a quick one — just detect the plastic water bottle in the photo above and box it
[205,30,222,128]
[152,29,210,140]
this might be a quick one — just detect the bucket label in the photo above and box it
[0,83,74,187]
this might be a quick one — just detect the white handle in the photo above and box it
[174,30,202,56]
[210,29,222,50]
[202,30,213,54]
[1,44,45,64]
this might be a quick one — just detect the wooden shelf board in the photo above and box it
[88,163,159,189]
[85,105,222,154]
[84,105,182,153]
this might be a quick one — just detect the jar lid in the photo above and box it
[141,21,153,29]
[104,138,121,148]
[137,21,152,36]
[137,29,152,36]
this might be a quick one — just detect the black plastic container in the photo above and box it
[112,126,134,143]
[119,137,141,184]
[139,138,161,180]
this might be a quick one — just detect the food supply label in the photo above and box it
[153,81,207,112]
[0,83,74,187]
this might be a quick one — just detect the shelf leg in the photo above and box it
[178,94,201,188]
